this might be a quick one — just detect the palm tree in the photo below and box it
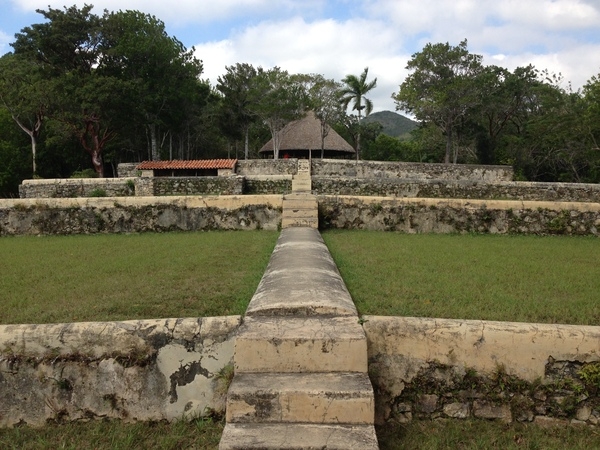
[340,67,377,160]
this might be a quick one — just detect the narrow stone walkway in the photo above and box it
[281,159,318,229]
[219,227,378,449]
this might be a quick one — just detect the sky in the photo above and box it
[1,0,600,113]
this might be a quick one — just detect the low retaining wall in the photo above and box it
[0,196,283,235]
[0,317,240,427]
[311,160,513,182]
[135,176,243,196]
[312,178,600,203]
[243,176,292,195]
[19,178,136,199]
[235,159,298,176]
[363,316,600,426]
[318,196,600,236]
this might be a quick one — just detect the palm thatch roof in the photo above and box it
[259,111,355,157]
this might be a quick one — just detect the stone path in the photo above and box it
[219,227,378,449]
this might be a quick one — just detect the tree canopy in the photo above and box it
[1,10,599,197]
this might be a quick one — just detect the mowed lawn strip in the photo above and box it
[322,231,600,325]
[376,419,600,450]
[0,231,278,324]
[0,417,223,450]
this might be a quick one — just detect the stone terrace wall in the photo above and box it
[0,196,282,235]
[311,159,514,182]
[19,178,136,199]
[243,176,292,195]
[0,317,239,427]
[363,316,600,426]
[318,196,600,236]
[312,178,600,203]
[135,176,243,196]
[236,159,298,176]
[117,163,140,178]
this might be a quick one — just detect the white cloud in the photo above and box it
[5,0,600,108]
[195,16,408,112]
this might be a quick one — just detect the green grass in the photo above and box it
[2,418,598,449]
[0,417,223,450]
[322,231,600,325]
[0,231,278,324]
[377,419,600,449]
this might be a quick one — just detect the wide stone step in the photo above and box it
[281,217,318,228]
[282,208,318,219]
[282,198,317,209]
[292,179,312,192]
[226,372,374,424]
[234,316,367,373]
[219,423,379,449]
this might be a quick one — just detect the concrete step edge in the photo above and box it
[226,372,374,424]
[219,423,379,450]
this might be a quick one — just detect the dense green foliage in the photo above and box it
[1,9,599,196]
[394,40,600,181]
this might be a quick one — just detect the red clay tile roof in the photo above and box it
[136,159,237,170]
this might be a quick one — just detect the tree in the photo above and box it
[217,63,259,159]
[340,67,377,160]
[249,67,307,159]
[0,53,50,176]
[99,10,204,161]
[394,39,483,164]
[304,75,343,158]
[11,5,112,176]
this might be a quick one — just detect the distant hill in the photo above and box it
[362,110,419,138]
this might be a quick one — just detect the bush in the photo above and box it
[71,168,97,179]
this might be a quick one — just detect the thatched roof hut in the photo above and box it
[259,111,355,159]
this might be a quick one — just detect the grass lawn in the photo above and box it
[0,231,278,324]
[322,231,600,325]
[0,417,224,450]
[2,418,599,449]
[376,419,600,449]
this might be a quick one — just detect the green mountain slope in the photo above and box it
[362,110,419,138]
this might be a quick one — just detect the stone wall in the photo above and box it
[0,317,239,427]
[235,159,298,176]
[363,316,600,426]
[19,178,136,199]
[135,176,243,196]
[311,159,514,182]
[318,196,600,236]
[117,163,140,178]
[312,178,600,203]
[0,196,283,235]
[243,176,292,195]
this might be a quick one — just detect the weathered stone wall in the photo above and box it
[311,159,514,182]
[19,178,136,199]
[318,196,600,236]
[243,176,292,195]
[0,196,283,235]
[116,163,140,178]
[0,317,239,427]
[312,178,600,203]
[235,159,298,176]
[363,316,600,426]
[135,176,243,196]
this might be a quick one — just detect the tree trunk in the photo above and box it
[445,127,452,164]
[244,126,249,160]
[149,124,159,161]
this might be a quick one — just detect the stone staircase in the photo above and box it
[281,159,318,229]
[219,228,378,449]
